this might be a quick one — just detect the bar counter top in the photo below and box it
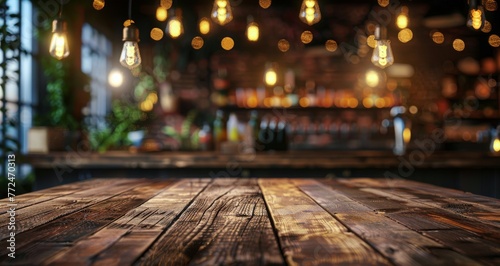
[27,150,500,169]
[1,178,499,265]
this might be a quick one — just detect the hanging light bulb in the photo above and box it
[396,6,409,29]
[119,23,141,69]
[49,18,70,60]
[246,16,259,42]
[371,25,394,69]
[299,0,321,25]
[156,6,167,21]
[211,0,233,25]
[491,126,500,153]
[199,17,210,35]
[467,0,486,30]
[264,63,278,86]
[167,9,184,38]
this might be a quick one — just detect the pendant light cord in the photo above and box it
[128,0,133,20]
[58,0,63,18]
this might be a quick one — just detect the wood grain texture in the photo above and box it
[2,177,499,266]
[0,178,147,241]
[138,178,283,266]
[295,179,481,266]
[42,179,210,266]
[338,178,500,226]
[0,179,174,265]
[259,179,390,266]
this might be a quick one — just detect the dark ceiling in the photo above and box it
[80,0,498,61]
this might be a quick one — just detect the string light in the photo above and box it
[398,28,413,43]
[49,0,70,60]
[150,27,164,41]
[431,31,444,44]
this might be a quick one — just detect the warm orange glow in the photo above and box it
[93,0,105,10]
[247,96,258,108]
[278,39,290,52]
[403,128,411,143]
[489,34,500,47]
[325,40,337,52]
[191,36,204,49]
[398,28,413,43]
[453,39,465,51]
[363,98,374,108]
[199,18,211,34]
[150,28,164,41]
[301,31,313,44]
[221,37,234,50]
[156,7,168,21]
[259,0,271,9]
[299,97,310,107]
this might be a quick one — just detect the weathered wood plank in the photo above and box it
[0,179,174,264]
[0,178,148,240]
[339,178,500,225]
[138,178,284,266]
[42,179,210,265]
[296,179,481,266]
[422,229,500,257]
[7,178,125,210]
[259,179,390,266]
[333,181,500,239]
[320,179,500,264]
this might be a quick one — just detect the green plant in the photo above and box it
[162,110,200,150]
[87,100,147,152]
[36,57,79,130]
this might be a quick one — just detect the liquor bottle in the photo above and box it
[213,110,227,150]
[227,112,239,142]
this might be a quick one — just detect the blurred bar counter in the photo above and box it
[27,151,500,198]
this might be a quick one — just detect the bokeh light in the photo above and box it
[192,36,204,49]
[221,37,235,50]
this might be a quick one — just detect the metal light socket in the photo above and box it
[52,18,67,33]
[123,24,140,42]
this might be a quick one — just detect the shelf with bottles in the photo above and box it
[439,59,500,122]
[211,86,400,111]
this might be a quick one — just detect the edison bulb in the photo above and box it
[371,40,394,69]
[199,17,210,34]
[265,67,277,86]
[396,6,409,29]
[211,0,233,25]
[299,0,321,25]
[168,17,183,38]
[120,41,141,69]
[49,32,70,60]
[467,6,485,30]
[156,7,167,21]
[247,22,259,41]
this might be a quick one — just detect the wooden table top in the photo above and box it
[1,178,499,265]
